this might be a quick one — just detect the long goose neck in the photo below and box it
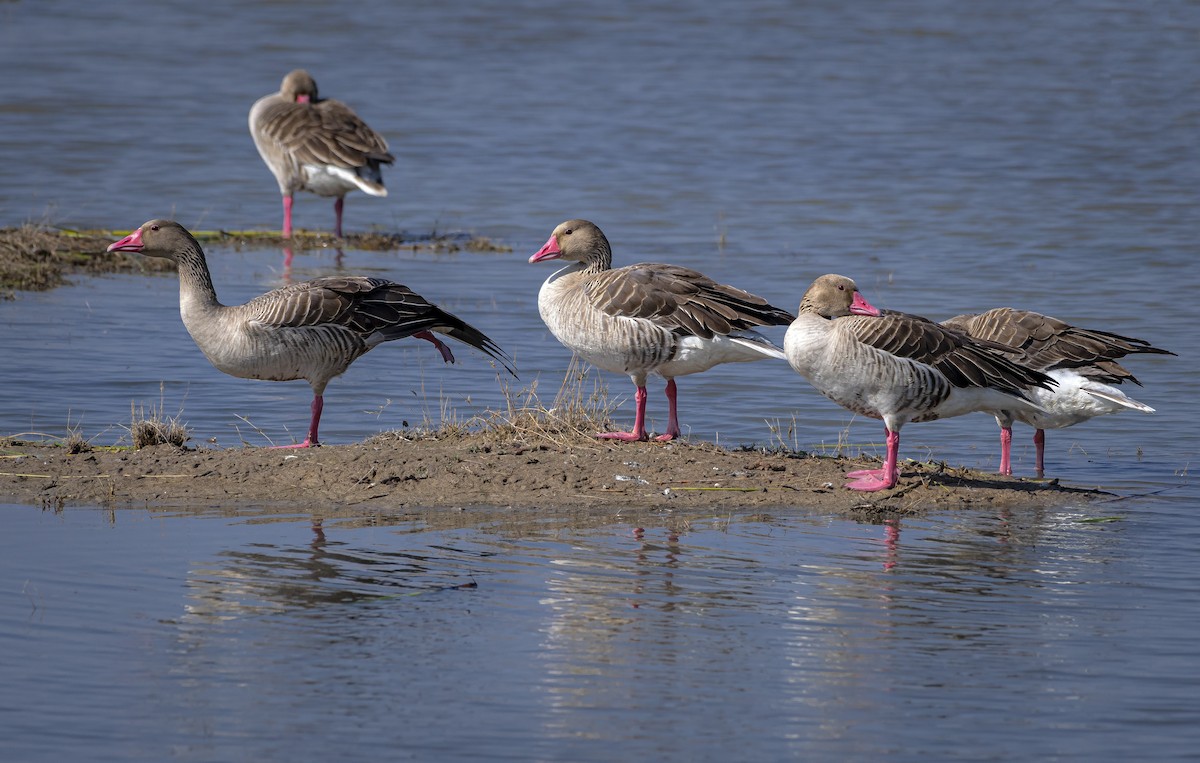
[582,237,613,276]
[173,243,222,312]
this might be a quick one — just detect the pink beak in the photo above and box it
[107,227,145,253]
[529,233,561,263]
[849,291,881,317]
[296,94,311,104]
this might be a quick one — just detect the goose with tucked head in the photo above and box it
[784,274,1056,491]
[249,69,394,238]
[942,307,1173,477]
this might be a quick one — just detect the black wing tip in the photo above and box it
[451,325,519,379]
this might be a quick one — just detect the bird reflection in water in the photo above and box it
[280,247,346,284]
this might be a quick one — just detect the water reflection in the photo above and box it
[177,517,483,627]
[4,501,1194,761]
[279,246,346,285]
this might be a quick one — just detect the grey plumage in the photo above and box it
[530,219,794,441]
[249,69,394,237]
[784,274,1056,491]
[941,307,1174,476]
[108,219,515,447]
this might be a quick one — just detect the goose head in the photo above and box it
[107,219,196,262]
[281,69,318,104]
[529,219,613,269]
[798,274,881,319]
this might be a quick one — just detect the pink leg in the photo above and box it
[598,385,649,442]
[414,330,455,364]
[846,429,899,491]
[272,395,323,449]
[655,379,681,441]
[882,519,900,571]
[1034,429,1046,478]
[333,197,345,238]
[282,195,294,239]
[998,426,1014,476]
[847,425,889,478]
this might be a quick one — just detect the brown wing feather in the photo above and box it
[943,308,1175,382]
[246,277,515,376]
[846,313,1055,395]
[584,263,794,339]
[257,99,394,170]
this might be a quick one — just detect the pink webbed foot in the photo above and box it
[414,330,455,364]
[271,439,319,449]
[596,430,649,442]
[846,467,887,480]
[844,473,896,492]
[600,384,651,442]
[270,396,323,449]
[653,422,681,442]
[846,428,901,490]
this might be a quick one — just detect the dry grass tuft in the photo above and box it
[369,357,618,449]
[478,357,619,447]
[64,427,91,454]
[127,400,190,449]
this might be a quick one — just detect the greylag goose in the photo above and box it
[784,275,1056,491]
[942,307,1174,477]
[249,69,394,238]
[108,220,516,448]
[530,219,795,441]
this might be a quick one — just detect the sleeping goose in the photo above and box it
[784,275,1056,491]
[249,69,394,238]
[108,220,516,448]
[529,219,795,442]
[941,307,1174,477]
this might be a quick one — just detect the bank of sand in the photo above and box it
[1,435,1103,524]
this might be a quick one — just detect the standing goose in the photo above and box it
[249,69,394,238]
[784,275,1056,491]
[108,220,516,448]
[530,219,795,442]
[941,307,1174,477]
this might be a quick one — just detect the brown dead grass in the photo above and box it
[0,224,174,296]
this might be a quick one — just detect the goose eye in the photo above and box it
[564,228,573,236]
[150,224,160,231]
[837,284,845,291]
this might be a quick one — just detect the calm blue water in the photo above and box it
[2,0,1198,760]
[3,503,1199,762]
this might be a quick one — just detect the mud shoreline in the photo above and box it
[1,436,1104,521]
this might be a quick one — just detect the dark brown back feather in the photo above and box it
[942,307,1174,385]
[256,98,394,170]
[585,263,794,339]
[847,313,1056,396]
[247,277,516,376]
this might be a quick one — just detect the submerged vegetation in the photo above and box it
[0,224,174,295]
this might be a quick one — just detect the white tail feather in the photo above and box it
[1083,385,1155,413]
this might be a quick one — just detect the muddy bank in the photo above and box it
[0,226,509,297]
[1,435,1103,521]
